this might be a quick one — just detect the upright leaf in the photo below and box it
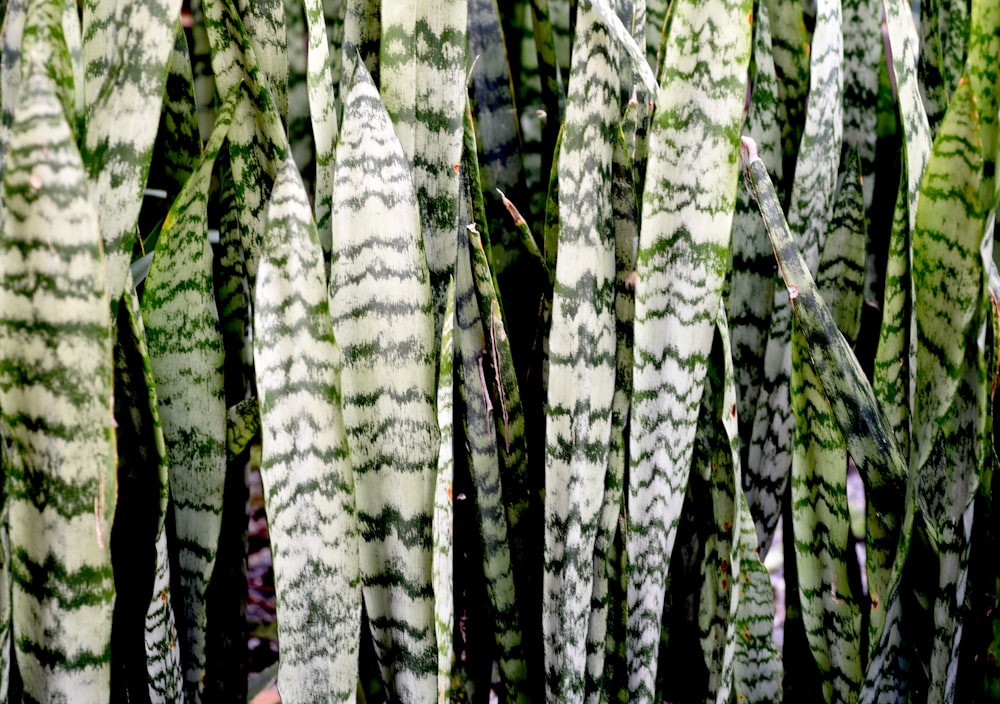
[626,1,752,699]
[81,0,182,306]
[0,64,115,702]
[380,0,467,338]
[329,60,438,703]
[141,86,239,703]
[544,5,620,700]
[254,155,361,704]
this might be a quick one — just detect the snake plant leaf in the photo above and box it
[727,0,781,549]
[766,0,810,181]
[626,0,752,698]
[713,306,782,704]
[81,0,181,307]
[433,279,456,704]
[884,0,933,235]
[154,24,202,194]
[842,0,882,186]
[239,0,287,122]
[742,137,917,701]
[0,63,115,702]
[0,442,10,699]
[339,0,380,94]
[817,148,867,344]
[254,154,361,704]
[790,322,864,703]
[543,5,620,698]
[226,398,260,463]
[741,135,907,557]
[913,78,987,476]
[909,79,987,700]
[203,0,286,300]
[20,0,75,135]
[112,284,183,704]
[454,222,529,704]
[380,0,467,340]
[303,0,338,254]
[0,0,27,190]
[747,0,843,568]
[467,225,535,597]
[468,0,529,283]
[644,0,667,70]
[584,130,637,704]
[967,0,1000,211]
[919,0,958,137]
[590,0,657,100]
[329,59,439,703]
[141,84,239,703]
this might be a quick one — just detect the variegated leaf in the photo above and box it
[790,321,864,703]
[81,0,182,306]
[254,154,361,703]
[239,0,287,122]
[0,63,115,702]
[454,222,529,704]
[748,0,844,563]
[884,0,933,235]
[112,284,183,704]
[329,59,438,703]
[304,0,338,253]
[910,78,987,701]
[585,126,637,704]
[432,279,456,704]
[544,5,620,699]
[203,0,286,299]
[728,0,782,550]
[380,0,467,339]
[626,0,752,699]
[841,0,881,191]
[766,0,810,179]
[967,0,1000,211]
[141,85,240,703]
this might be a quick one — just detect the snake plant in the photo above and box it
[0,0,998,702]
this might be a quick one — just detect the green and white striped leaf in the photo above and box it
[748,0,843,562]
[910,78,987,701]
[766,0,810,179]
[141,85,239,703]
[81,0,181,305]
[380,0,467,338]
[790,321,864,703]
[715,306,782,704]
[454,222,529,704]
[203,0,286,298]
[841,0,882,186]
[239,0,287,122]
[112,284,183,704]
[884,0,933,235]
[544,5,620,699]
[304,0,338,253]
[912,78,987,476]
[329,59,438,703]
[432,279,456,704]
[0,63,115,702]
[254,154,361,704]
[818,149,868,343]
[967,0,1000,211]
[154,24,202,194]
[741,135,908,567]
[727,0,782,549]
[20,0,75,134]
[626,0,752,698]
